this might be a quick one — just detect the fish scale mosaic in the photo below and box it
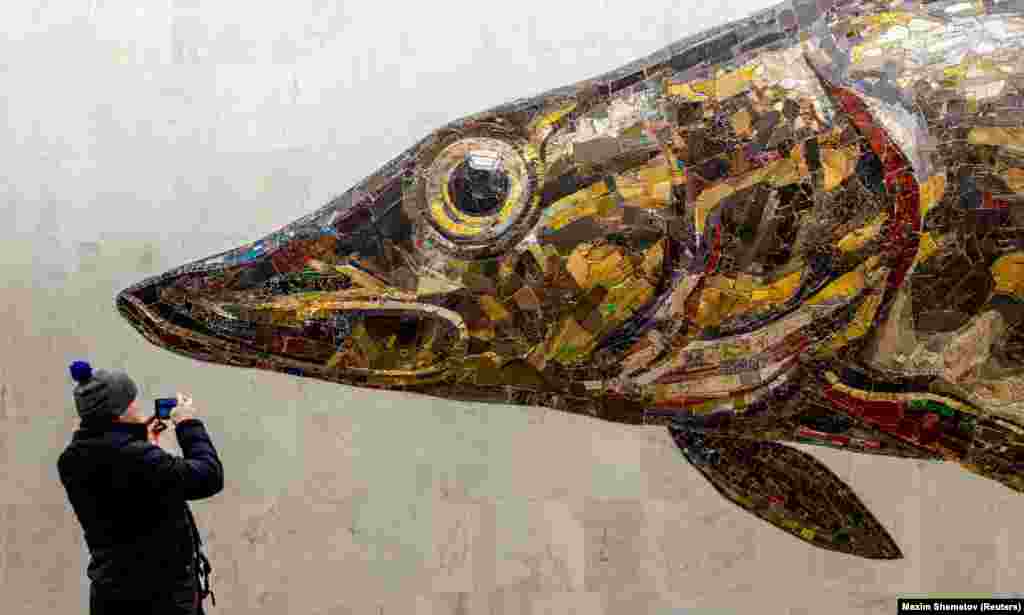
[118,0,1024,560]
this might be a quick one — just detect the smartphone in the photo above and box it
[154,398,178,420]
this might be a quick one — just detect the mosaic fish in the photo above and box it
[118,0,1024,560]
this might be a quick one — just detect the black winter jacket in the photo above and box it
[57,418,224,592]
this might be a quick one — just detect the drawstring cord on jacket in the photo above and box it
[184,504,216,608]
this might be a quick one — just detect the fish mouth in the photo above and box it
[116,267,469,386]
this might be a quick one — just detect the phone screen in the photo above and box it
[154,398,177,419]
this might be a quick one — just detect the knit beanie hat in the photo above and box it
[69,361,138,420]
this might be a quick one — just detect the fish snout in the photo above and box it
[116,266,237,363]
[115,216,472,385]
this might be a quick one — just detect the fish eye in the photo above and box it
[448,153,511,216]
[406,129,544,259]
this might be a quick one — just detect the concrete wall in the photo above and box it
[2,1,1024,613]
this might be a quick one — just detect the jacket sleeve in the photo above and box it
[125,418,225,501]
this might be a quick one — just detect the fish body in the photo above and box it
[118,0,1024,559]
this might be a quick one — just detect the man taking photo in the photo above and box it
[57,361,224,614]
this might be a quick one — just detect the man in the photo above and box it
[57,361,224,614]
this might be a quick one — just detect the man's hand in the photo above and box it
[171,392,198,425]
[146,416,165,446]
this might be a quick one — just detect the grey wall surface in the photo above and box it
[3,1,1024,613]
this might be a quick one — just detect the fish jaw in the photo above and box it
[114,187,480,388]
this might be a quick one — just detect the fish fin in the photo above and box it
[670,428,903,559]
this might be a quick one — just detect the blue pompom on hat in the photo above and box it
[69,360,138,420]
[69,361,93,383]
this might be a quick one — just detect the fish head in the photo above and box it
[114,56,908,415]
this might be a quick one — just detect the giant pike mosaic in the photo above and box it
[117,0,1024,560]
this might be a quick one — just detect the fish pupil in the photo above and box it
[448,157,510,216]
